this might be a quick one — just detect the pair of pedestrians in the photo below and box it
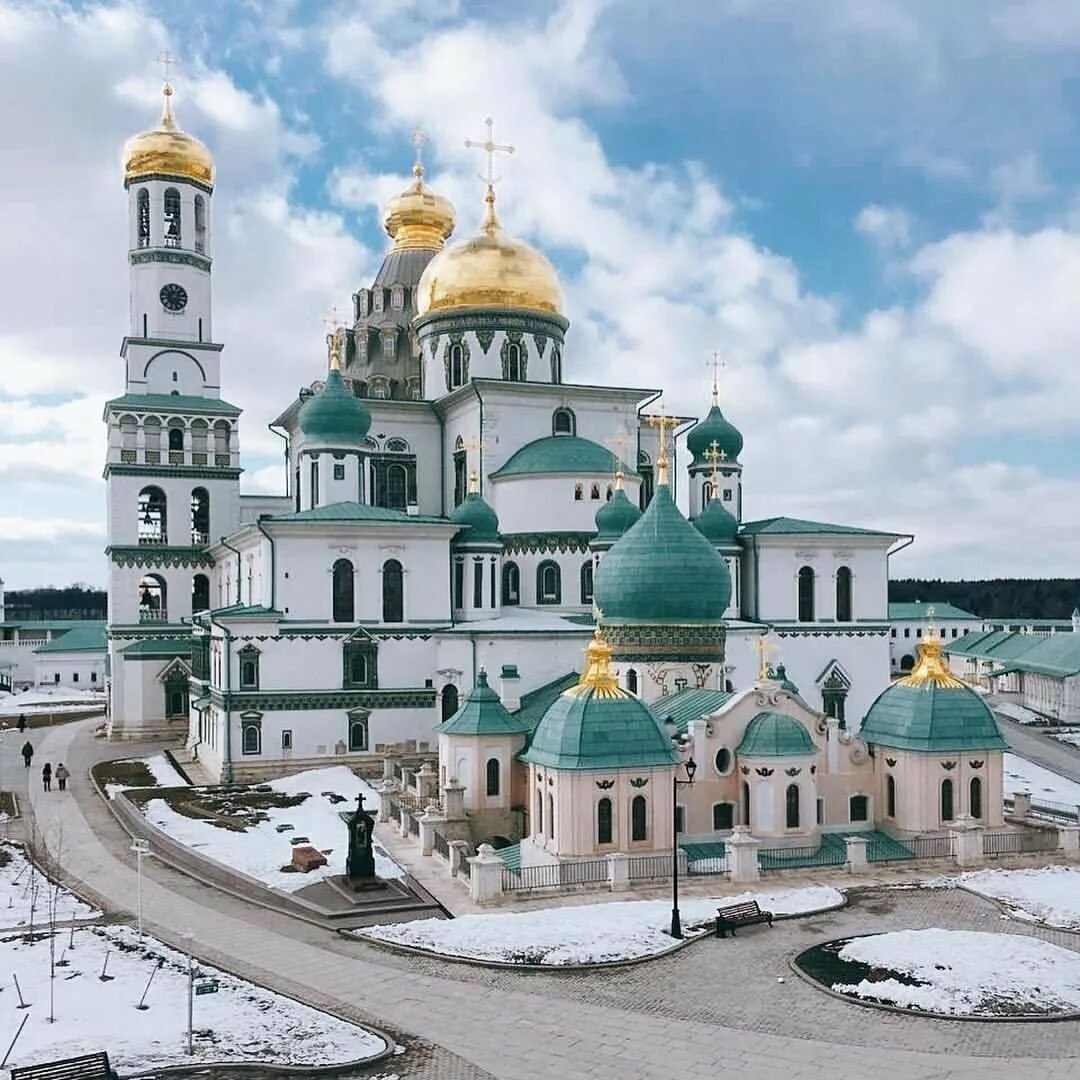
[40,762,69,792]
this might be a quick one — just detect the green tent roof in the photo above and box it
[593,484,730,624]
[736,711,817,757]
[105,393,241,415]
[491,436,631,479]
[859,681,1007,752]
[649,688,734,734]
[740,517,900,537]
[119,636,192,657]
[520,687,678,770]
[33,624,107,654]
[511,672,580,733]
[888,601,982,620]
[437,671,530,735]
[297,368,371,445]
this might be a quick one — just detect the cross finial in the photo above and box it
[465,118,515,231]
[604,429,633,478]
[645,406,679,488]
[323,308,346,372]
[157,50,176,84]
[708,352,725,404]
[704,439,726,492]
[410,129,427,180]
[755,633,776,681]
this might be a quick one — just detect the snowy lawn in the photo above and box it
[954,865,1080,929]
[0,842,99,930]
[0,688,106,717]
[822,929,1080,1017]
[358,886,844,966]
[2,924,386,1071]
[140,765,403,893]
[102,753,189,799]
[1003,753,1080,806]
[1048,729,1080,749]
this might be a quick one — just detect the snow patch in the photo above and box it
[0,842,99,929]
[1003,753,1080,805]
[955,865,1080,929]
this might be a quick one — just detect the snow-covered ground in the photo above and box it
[141,765,403,893]
[830,928,1080,1016]
[994,701,1048,725]
[954,866,1080,929]
[0,842,99,929]
[0,687,106,716]
[359,886,844,966]
[1003,753,1080,806]
[3,924,386,1071]
[1048,729,1080,749]
[104,752,189,799]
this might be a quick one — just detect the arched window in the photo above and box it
[849,794,869,822]
[504,341,524,381]
[502,562,520,605]
[714,747,731,775]
[143,416,162,454]
[969,776,983,819]
[536,561,561,605]
[190,419,208,459]
[213,421,231,463]
[590,483,601,500]
[332,559,354,622]
[580,560,594,605]
[194,195,206,253]
[348,716,368,751]
[630,795,647,841]
[168,425,185,456]
[836,565,853,621]
[238,647,260,689]
[702,480,714,504]
[441,683,459,721]
[138,574,167,623]
[241,721,261,755]
[535,783,544,836]
[713,803,734,830]
[163,187,181,247]
[742,781,751,827]
[941,778,954,822]
[449,343,465,388]
[574,483,583,501]
[886,774,896,818]
[138,486,167,544]
[797,566,815,622]
[597,797,613,845]
[550,346,562,384]
[786,784,800,829]
[386,464,408,510]
[190,488,209,545]
[137,189,150,247]
[192,573,210,614]
[486,757,501,797]
[382,559,404,622]
[552,408,575,436]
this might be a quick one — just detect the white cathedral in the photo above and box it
[105,84,914,792]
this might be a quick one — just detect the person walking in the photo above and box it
[17,714,27,733]
[55,763,69,792]
[42,762,52,792]
[21,740,33,768]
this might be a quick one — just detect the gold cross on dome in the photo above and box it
[707,352,725,402]
[156,50,176,83]
[410,129,427,178]
[322,308,346,371]
[604,429,633,476]
[755,633,775,681]
[465,117,515,187]
[646,407,679,487]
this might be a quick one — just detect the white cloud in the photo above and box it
[855,204,913,250]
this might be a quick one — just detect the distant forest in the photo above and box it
[889,579,1080,620]
[4,586,107,621]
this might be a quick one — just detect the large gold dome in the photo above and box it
[124,84,214,188]
[415,189,562,317]
[384,163,455,252]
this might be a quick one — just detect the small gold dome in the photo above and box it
[383,163,455,252]
[123,84,214,188]
[415,187,563,317]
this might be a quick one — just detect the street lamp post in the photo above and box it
[664,718,697,939]
[131,838,151,941]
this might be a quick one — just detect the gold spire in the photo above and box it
[382,132,456,252]
[900,609,965,687]
[613,469,625,491]
[646,409,679,488]
[568,615,625,699]
[468,469,480,495]
[123,72,214,188]
[324,309,345,372]
[755,633,775,681]
[708,351,725,406]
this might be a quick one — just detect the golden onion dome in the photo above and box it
[383,162,455,252]
[123,83,214,188]
[415,186,563,317]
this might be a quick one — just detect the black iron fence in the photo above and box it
[502,858,609,892]
[433,830,450,860]
[983,829,1059,856]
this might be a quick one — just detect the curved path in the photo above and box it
[13,720,1080,1080]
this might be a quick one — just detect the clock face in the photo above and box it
[160,283,188,312]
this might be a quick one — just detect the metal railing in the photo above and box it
[433,830,450,860]
[686,855,729,876]
[409,815,420,838]
[901,834,956,860]
[388,802,400,823]
[758,843,846,872]
[1005,796,1080,825]
[139,608,168,623]
[983,829,1059,856]
[502,859,609,892]
[628,854,674,880]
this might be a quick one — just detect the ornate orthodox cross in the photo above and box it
[604,429,634,479]
[646,408,679,484]
[465,117,515,187]
[156,50,176,84]
[707,351,725,402]
[704,439,728,494]
[323,308,346,370]
[411,129,427,172]
[755,633,775,681]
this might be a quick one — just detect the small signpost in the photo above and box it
[194,980,219,996]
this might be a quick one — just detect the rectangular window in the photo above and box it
[816,798,824,825]
[473,559,484,609]
[333,463,345,481]
[73,672,79,683]
[454,559,464,608]
[916,629,922,638]
[952,628,958,638]
[904,628,910,638]
[722,489,732,500]
[890,629,896,638]
[281,730,293,751]
[490,559,496,608]
[310,460,319,506]
[674,806,685,834]
[239,654,259,689]
[91,672,97,683]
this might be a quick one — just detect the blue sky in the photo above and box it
[4,0,1080,588]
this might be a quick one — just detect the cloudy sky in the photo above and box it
[3,0,1080,589]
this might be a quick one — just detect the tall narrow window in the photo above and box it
[836,565,853,621]
[490,559,497,608]
[626,668,639,694]
[453,446,467,507]
[441,683,459,721]
[310,459,320,507]
[194,195,207,253]
[580,561,594,605]
[574,483,583,501]
[631,795,647,842]
[138,574,167,623]
[163,187,181,247]
[536,561,561,604]
[386,464,408,510]
[941,778,954,822]
[887,774,897,818]
[382,559,404,622]
[449,343,465,388]
[504,342,524,381]
[969,776,983,819]
[473,559,484,609]
[742,781,751,827]
[502,562,520,605]
[191,573,210,613]
[786,784,800,828]
[332,559,354,622]
[349,717,368,751]
[486,757,500,797]
[238,647,260,689]
[547,794,555,843]
[190,488,209,545]
[138,486,167,544]
[597,797,613,845]
[137,188,150,247]
[797,566,815,622]
[550,346,562,384]
[453,559,464,609]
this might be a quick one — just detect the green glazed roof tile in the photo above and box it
[888,601,982,620]
[859,682,1008,752]
[298,369,372,445]
[105,393,241,415]
[491,436,632,478]
[594,488,642,541]
[437,671,531,735]
[736,711,817,757]
[512,672,581,733]
[33,624,108,653]
[271,501,448,525]
[118,636,192,657]
[686,403,743,465]
[694,498,739,544]
[739,517,901,537]
[649,688,735,734]
[450,492,500,543]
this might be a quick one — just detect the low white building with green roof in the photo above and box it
[888,600,986,674]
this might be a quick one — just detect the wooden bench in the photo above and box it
[11,1051,116,1080]
[715,900,774,938]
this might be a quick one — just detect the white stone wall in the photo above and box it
[890,619,984,672]
[33,651,106,689]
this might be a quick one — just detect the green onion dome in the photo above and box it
[594,484,731,624]
[694,496,738,545]
[450,477,500,543]
[860,638,1007,752]
[298,368,371,445]
[737,711,817,757]
[519,629,679,770]
[686,400,743,466]
[594,475,642,541]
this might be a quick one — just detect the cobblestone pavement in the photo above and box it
[14,720,1080,1080]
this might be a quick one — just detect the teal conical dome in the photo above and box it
[298,368,371,445]
[594,483,731,624]
[438,671,528,735]
[450,480,500,544]
[694,496,738,545]
[594,477,641,542]
[687,402,743,466]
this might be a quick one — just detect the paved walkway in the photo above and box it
[997,711,1080,784]
[14,720,1080,1080]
